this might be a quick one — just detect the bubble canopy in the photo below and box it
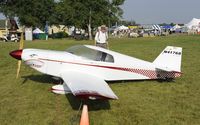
[66,45,114,63]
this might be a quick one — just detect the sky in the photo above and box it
[121,0,200,24]
[0,13,5,19]
[1,0,200,24]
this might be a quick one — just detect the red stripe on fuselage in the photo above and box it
[39,58,129,72]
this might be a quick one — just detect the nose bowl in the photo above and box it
[9,49,23,60]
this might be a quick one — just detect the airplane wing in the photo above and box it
[61,71,118,100]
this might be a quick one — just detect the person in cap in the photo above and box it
[95,25,109,49]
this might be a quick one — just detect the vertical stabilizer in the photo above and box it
[153,46,182,72]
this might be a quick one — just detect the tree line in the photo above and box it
[0,0,125,39]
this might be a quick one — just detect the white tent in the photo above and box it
[33,28,44,34]
[172,24,181,31]
[173,24,181,29]
[117,25,129,30]
[152,24,161,31]
[185,18,200,29]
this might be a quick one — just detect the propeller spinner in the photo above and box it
[9,49,23,60]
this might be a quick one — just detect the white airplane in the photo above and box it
[10,44,182,100]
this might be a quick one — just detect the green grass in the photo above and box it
[0,35,200,125]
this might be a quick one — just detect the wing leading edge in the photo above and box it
[61,71,118,100]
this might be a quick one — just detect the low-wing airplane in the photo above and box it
[10,44,182,100]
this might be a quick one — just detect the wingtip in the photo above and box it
[74,92,118,100]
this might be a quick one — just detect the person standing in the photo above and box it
[95,25,108,49]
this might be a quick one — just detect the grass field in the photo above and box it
[0,35,200,125]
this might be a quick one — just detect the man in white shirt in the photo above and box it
[95,25,108,49]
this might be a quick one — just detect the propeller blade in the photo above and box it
[16,33,24,78]
[19,32,24,49]
[16,60,21,78]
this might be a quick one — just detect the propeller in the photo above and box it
[16,32,24,78]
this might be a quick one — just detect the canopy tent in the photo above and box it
[161,25,173,29]
[173,24,181,29]
[141,24,153,30]
[152,24,161,31]
[116,25,129,30]
[33,28,44,34]
[171,24,182,31]
[33,28,46,40]
[185,18,200,30]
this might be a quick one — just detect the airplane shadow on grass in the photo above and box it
[107,78,175,84]
[21,74,175,111]
[65,94,111,111]
[21,74,59,84]
[21,74,111,111]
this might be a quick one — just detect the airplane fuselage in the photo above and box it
[21,45,180,81]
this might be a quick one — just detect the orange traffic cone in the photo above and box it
[80,104,89,125]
